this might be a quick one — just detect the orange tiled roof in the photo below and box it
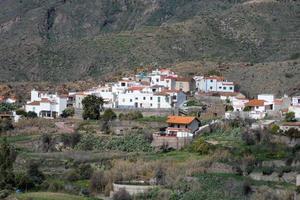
[282,122,300,127]
[27,101,40,106]
[245,99,265,107]
[167,116,197,125]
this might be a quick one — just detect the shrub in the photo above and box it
[155,166,166,185]
[27,111,37,118]
[0,118,13,133]
[190,138,210,155]
[27,162,45,185]
[61,132,81,148]
[16,173,35,191]
[297,186,300,194]
[113,188,131,200]
[269,124,280,134]
[262,167,274,175]
[78,164,93,179]
[90,170,108,193]
[102,109,117,121]
[242,181,252,196]
[16,109,27,117]
[284,128,300,139]
[225,105,234,112]
[61,107,75,118]
[285,112,296,122]
[243,106,251,112]
[65,169,80,182]
[241,131,255,145]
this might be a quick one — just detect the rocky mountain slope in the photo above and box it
[0,0,299,95]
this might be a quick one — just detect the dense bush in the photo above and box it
[190,138,210,155]
[27,111,37,118]
[284,128,300,139]
[61,107,75,118]
[102,109,117,121]
[16,109,27,117]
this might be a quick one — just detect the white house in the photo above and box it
[292,96,300,106]
[25,90,68,118]
[193,76,235,93]
[148,69,177,90]
[117,86,186,109]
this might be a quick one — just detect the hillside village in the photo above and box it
[0,68,300,200]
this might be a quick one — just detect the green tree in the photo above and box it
[243,106,251,112]
[82,95,104,120]
[0,103,16,113]
[61,107,75,118]
[0,138,17,190]
[285,112,296,122]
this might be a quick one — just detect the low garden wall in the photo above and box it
[112,182,156,196]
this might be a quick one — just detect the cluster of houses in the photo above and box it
[22,69,237,117]
[1,68,300,149]
[223,93,300,120]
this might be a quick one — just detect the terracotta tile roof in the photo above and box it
[175,77,191,82]
[245,99,265,107]
[128,86,145,91]
[282,122,300,127]
[167,116,198,125]
[27,101,40,106]
[274,99,283,105]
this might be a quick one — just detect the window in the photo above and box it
[158,97,161,102]
[122,98,125,102]
[210,86,213,90]
[121,82,126,86]
[223,87,226,90]
[150,97,153,100]
[219,87,222,89]
[135,97,138,100]
[156,79,159,82]
[210,80,213,82]
[130,99,132,102]
[150,103,153,107]
[229,87,233,90]
[256,106,259,109]
[143,97,146,100]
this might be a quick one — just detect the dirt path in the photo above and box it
[55,122,75,133]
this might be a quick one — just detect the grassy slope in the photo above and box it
[0,0,299,96]
[15,192,98,200]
